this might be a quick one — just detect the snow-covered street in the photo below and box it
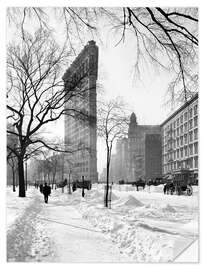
[6,184,198,262]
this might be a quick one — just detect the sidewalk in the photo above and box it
[38,191,128,262]
[7,188,128,262]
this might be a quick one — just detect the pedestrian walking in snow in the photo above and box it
[163,184,167,194]
[43,182,51,203]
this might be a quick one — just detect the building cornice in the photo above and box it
[160,93,198,127]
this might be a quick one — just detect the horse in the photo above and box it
[132,179,146,191]
[163,182,175,195]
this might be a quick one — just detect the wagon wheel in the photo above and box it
[187,186,193,196]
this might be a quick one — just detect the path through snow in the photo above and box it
[7,188,128,262]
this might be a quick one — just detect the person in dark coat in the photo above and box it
[163,184,167,194]
[43,182,51,203]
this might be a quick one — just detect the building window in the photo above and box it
[189,131,193,143]
[180,115,183,124]
[184,134,187,144]
[194,128,198,140]
[180,125,183,134]
[85,58,89,72]
[184,146,188,157]
[194,104,198,115]
[184,123,187,132]
[189,158,193,169]
[184,112,188,121]
[177,128,179,136]
[180,148,183,158]
[189,119,193,130]
[194,142,198,154]
[177,118,179,126]
[180,136,183,146]
[194,116,198,127]
[177,138,179,147]
[177,149,179,158]
[194,156,198,168]
[189,144,193,156]
[189,108,193,118]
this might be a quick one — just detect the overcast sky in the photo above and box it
[50,24,175,174]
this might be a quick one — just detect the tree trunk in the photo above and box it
[105,152,110,207]
[52,172,56,189]
[12,166,16,192]
[18,157,25,197]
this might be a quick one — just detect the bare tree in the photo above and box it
[7,28,92,197]
[7,7,198,106]
[123,8,198,106]
[97,98,129,207]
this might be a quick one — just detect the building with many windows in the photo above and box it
[101,93,198,184]
[161,93,198,182]
[63,41,98,182]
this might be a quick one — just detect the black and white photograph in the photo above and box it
[2,0,200,264]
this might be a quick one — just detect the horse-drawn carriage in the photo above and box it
[163,169,194,196]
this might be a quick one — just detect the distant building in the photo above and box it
[145,134,162,180]
[63,41,98,182]
[105,113,162,183]
[7,123,18,185]
[127,113,162,182]
[101,94,198,184]
[115,138,128,181]
[161,93,198,181]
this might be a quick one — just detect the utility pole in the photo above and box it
[68,169,72,194]
[82,175,85,197]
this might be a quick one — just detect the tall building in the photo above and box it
[63,41,98,182]
[127,113,162,182]
[105,113,162,183]
[107,138,128,183]
[161,93,198,181]
[145,134,162,179]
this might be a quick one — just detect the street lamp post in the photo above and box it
[82,175,85,197]
[68,169,72,194]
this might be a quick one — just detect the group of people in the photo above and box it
[38,182,51,203]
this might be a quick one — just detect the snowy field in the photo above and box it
[6,184,198,262]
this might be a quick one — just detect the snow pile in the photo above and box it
[161,204,176,213]
[6,184,198,263]
[181,219,198,233]
[111,192,119,201]
[192,185,198,195]
[76,186,198,262]
[123,195,144,207]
